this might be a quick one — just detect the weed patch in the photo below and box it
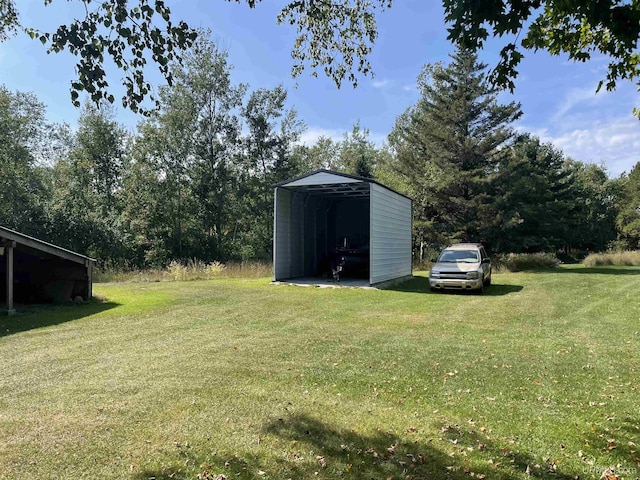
[583,250,640,267]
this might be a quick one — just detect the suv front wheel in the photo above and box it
[483,269,492,287]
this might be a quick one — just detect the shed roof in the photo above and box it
[274,169,411,200]
[0,225,96,265]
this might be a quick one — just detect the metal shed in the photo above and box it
[1,225,96,314]
[273,169,412,286]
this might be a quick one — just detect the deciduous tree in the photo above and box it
[49,103,129,260]
[0,86,53,237]
[617,162,640,249]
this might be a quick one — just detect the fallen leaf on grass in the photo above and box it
[600,467,620,480]
[197,471,226,480]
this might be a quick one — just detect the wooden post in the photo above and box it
[86,260,93,301]
[4,241,16,315]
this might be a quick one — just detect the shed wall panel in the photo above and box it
[274,188,291,280]
[289,191,306,278]
[303,195,318,275]
[274,188,309,280]
[370,183,412,284]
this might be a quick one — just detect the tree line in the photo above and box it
[1,40,639,268]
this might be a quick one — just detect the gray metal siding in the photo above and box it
[303,195,318,275]
[274,187,290,280]
[370,183,412,284]
[289,191,305,278]
[283,171,360,187]
[274,188,308,280]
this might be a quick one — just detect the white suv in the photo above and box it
[429,243,492,293]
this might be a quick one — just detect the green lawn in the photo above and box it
[1,266,639,480]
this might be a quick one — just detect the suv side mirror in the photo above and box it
[430,258,437,263]
[482,258,490,264]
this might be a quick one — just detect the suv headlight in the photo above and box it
[466,271,481,279]
[430,271,440,278]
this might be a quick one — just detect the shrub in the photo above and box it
[494,253,560,272]
[583,251,640,267]
[205,261,226,277]
[167,260,189,281]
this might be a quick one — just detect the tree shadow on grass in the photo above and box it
[581,417,640,476]
[130,414,579,480]
[262,414,576,480]
[0,300,119,338]
[389,276,523,296]
[133,454,257,480]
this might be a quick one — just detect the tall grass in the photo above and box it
[492,252,560,272]
[94,259,272,283]
[583,250,640,267]
[417,250,561,272]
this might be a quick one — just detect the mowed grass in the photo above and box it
[1,266,639,480]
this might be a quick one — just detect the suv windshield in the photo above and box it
[438,249,479,263]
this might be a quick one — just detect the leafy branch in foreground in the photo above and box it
[276,0,392,88]
[0,0,18,41]
[443,0,640,116]
[25,0,197,114]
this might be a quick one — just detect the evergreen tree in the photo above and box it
[492,135,574,252]
[390,48,522,251]
[338,122,378,178]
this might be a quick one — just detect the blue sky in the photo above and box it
[1,0,638,176]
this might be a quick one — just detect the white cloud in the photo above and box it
[298,127,345,145]
[520,80,640,176]
[372,79,390,89]
[551,85,603,123]
[402,84,416,92]
[520,117,640,176]
[299,126,388,147]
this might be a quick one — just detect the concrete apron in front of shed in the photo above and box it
[271,274,413,290]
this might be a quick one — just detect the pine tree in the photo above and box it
[490,135,574,253]
[390,48,521,251]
